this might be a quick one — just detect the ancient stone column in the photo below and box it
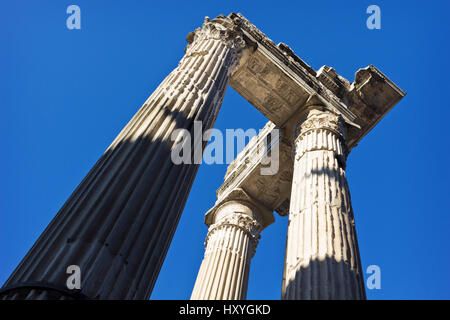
[0,15,246,300]
[281,107,366,300]
[191,189,273,300]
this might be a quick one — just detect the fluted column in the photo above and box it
[281,108,365,300]
[191,190,273,300]
[1,15,247,300]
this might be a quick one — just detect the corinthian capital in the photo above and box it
[292,109,348,164]
[186,15,246,53]
[295,109,345,142]
[205,212,261,257]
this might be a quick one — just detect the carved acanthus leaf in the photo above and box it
[296,111,345,140]
[205,213,261,255]
[186,15,246,53]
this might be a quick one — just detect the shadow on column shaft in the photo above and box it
[282,256,366,300]
[0,106,214,300]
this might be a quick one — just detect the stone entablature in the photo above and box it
[211,13,405,221]
[228,13,405,150]
[216,122,293,217]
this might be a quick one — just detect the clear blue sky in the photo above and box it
[1,0,449,300]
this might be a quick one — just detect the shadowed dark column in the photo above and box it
[0,15,246,300]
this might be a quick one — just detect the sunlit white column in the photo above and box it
[282,108,365,300]
[191,190,273,300]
